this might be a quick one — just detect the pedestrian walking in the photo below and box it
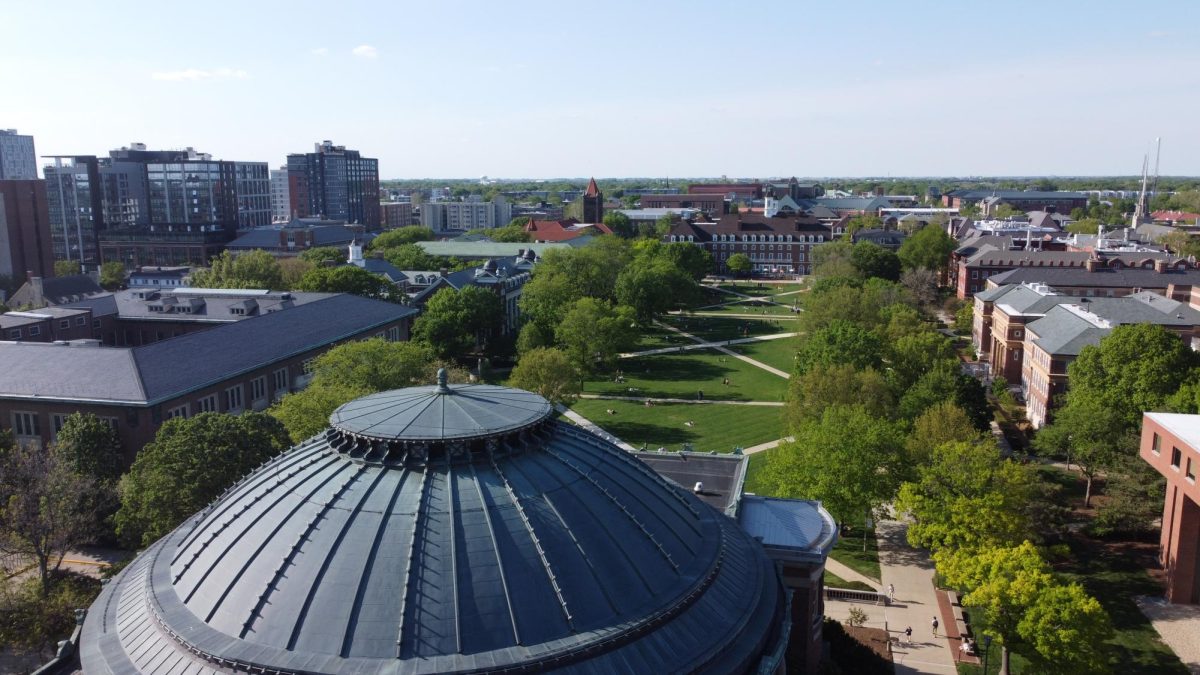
[887,584,895,603]
[931,616,939,637]
[904,626,912,645]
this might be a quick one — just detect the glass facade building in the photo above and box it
[286,141,380,229]
[43,156,103,263]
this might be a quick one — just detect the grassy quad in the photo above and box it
[713,282,806,297]
[571,398,785,452]
[589,348,788,402]
[660,315,789,342]
[693,300,800,317]
[731,338,801,373]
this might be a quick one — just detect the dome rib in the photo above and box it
[466,460,522,647]
[395,464,431,657]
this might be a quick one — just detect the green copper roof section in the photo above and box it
[329,376,554,442]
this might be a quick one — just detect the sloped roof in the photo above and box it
[9,274,105,306]
[988,265,1200,289]
[330,382,552,441]
[584,177,601,197]
[0,342,146,403]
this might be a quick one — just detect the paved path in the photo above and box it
[578,394,785,406]
[743,436,793,454]
[619,331,798,359]
[874,519,958,674]
[682,312,799,319]
[1136,596,1200,674]
[656,322,791,378]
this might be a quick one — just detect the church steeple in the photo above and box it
[582,177,603,223]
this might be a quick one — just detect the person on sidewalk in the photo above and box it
[887,584,895,603]
[932,616,939,637]
[904,626,912,645]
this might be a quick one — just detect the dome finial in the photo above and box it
[436,367,450,393]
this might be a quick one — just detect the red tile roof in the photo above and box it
[584,177,600,198]
[524,218,612,242]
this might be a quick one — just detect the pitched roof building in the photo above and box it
[8,273,106,308]
[582,176,604,223]
[665,213,831,277]
[523,217,613,242]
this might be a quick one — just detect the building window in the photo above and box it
[388,326,400,341]
[225,385,244,412]
[1152,433,1161,455]
[1172,446,1183,469]
[273,367,289,394]
[166,405,188,420]
[76,316,87,326]
[59,319,70,329]
[29,326,41,337]
[1188,457,1196,482]
[196,394,218,414]
[7,329,21,339]
[11,411,39,438]
[50,413,69,440]
[250,376,267,402]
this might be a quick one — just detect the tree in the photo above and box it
[615,258,697,322]
[271,381,371,442]
[851,241,901,281]
[412,285,504,358]
[307,338,434,392]
[53,412,125,483]
[904,401,982,465]
[1034,396,1133,506]
[115,413,291,545]
[662,242,712,281]
[369,226,436,250]
[726,252,752,277]
[486,223,532,242]
[53,260,80,277]
[992,203,1025,220]
[603,211,636,238]
[298,246,347,264]
[191,250,283,289]
[383,243,438,270]
[954,302,974,333]
[898,223,956,274]
[99,261,126,290]
[896,440,1040,553]
[509,348,581,405]
[936,542,1112,675]
[812,240,858,279]
[888,330,958,392]
[278,256,314,288]
[756,405,904,526]
[1065,218,1100,235]
[554,298,638,374]
[1067,323,1199,429]
[900,267,939,310]
[296,265,396,300]
[794,320,885,375]
[899,365,990,429]
[843,215,883,237]
[1090,452,1166,536]
[0,443,100,595]
[786,364,892,431]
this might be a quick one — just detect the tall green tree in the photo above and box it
[54,260,80,277]
[99,261,126,290]
[725,252,752,277]
[115,412,290,546]
[298,246,347,264]
[53,412,125,483]
[295,265,397,300]
[508,347,581,405]
[412,285,504,358]
[191,250,283,289]
[786,364,892,431]
[897,223,956,274]
[554,298,638,374]
[615,258,697,322]
[369,226,434,249]
[602,211,636,238]
[896,440,1040,553]
[850,241,901,281]
[888,330,958,392]
[812,240,857,279]
[794,320,885,376]
[757,405,905,525]
[1034,396,1134,506]
[904,401,981,465]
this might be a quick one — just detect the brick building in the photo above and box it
[942,189,1089,214]
[0,179,55,281]
[955,244,1188,298]
[642,193,728,217]
[0,293,417,459]
[380,201,414,229]
[664,212,831,277]
[1140,412,1200,604]
[687,182,764,200]
[982,263,1200,301]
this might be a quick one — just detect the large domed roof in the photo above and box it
[81,382,785,674]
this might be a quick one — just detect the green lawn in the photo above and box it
[694,300,799,316]
[660,315,790,342]
[630,325,682,351]
[731,337,801,373]
[713,282,806,297]
[588,348,788,401]
[825,571,876,592]
[571,399,785,452]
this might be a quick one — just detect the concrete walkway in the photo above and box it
[578,394,785,406]
[743,436,793,454]
[619,331,798,359]
[1136,596,1200,674]
[684,312,799,319]
[656,322,791,378]
[874,518,958,674]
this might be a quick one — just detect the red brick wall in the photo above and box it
[1140,415,1200,604]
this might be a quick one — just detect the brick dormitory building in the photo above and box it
[1140,412,1200,604]
[0,291,417,459]
[664,212,832,276]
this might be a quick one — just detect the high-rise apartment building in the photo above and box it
[0,180,55,281]
[420,197,512,232]
[44,144,269,266]
[287,141,380,229]
[270,167,290,222]
[0,130,37,180]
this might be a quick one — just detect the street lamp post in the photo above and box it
[982,635,992,674]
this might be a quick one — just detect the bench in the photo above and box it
[947,590,960,606]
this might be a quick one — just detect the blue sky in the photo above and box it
[1,0,1197,178]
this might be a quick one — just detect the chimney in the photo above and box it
[439,267,449,278]
[1155,259,1168,274]
[1086,258,1098,273]
[30,276,44,307]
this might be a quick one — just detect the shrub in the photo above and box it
[0,571,101,650]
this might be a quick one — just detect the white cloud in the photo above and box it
[311,47,329,56]
[352,45,378,59]
[151,68,249,82]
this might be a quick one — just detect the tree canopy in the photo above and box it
[412,285,504,359]
[369,226,435,249]
[554,298,638,374]
[794,319,885,376]
[725,252,752,276]
[53,412,125,483]
[295,264,397,301]
[191,250,283,290]
[99,261,126,290]
[115,412,291,546]
[850,241,901,281]
[897,223,956,274]
[508,347,581,405]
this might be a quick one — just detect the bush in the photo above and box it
[820,618,893,675]
[0,571,101,650]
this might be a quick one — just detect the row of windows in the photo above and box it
[6,317,89,339]
[10,411,117,439]
[1155,433,1198,481]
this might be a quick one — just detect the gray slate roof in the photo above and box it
[9,274,105,307]
[1027,294,1200,356]
[66,288,328,323]
[0,294,417,404]
[988,265,1200,289]
[81,414,786,674]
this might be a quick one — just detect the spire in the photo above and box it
[584,177,600,197]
